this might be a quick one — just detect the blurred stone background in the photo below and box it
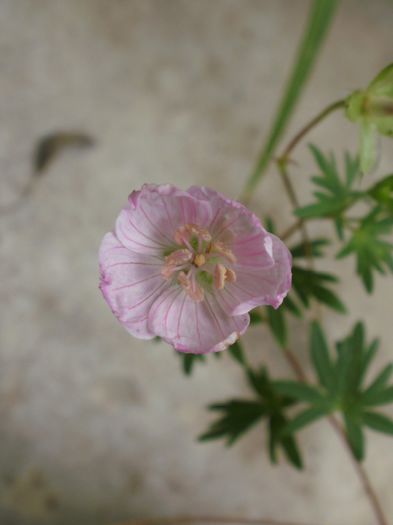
[0,1,393,524]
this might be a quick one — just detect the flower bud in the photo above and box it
[346,64,393,173]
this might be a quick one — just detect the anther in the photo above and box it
[194,254,206,267]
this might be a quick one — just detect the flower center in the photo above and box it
[161,223,237,302]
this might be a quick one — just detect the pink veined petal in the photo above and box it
[187,185,264,241]
[221,233,292,315]
[115,184,213,255]
[148,286,249,354]
[99,232,168,339]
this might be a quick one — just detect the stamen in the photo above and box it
[194,253,206,267]
[162,249,193,279]
[165,223,236,298]
[187,224,212,242]
[214,263,227,290]
[214,264,237,290]
[225,268,237,283]
[174,226,189,246]
[178,270,204,302]
[210,241,237,264]
[174,223,212,248]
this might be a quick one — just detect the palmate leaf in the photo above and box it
[283,405,327,434]
[179,353,206,376]
[363,411,393,436]
[291,265,346,313]
[200,368,303,469]
[290,238,330,259]
[199,400,266,445]
[177,341,247,376]
[248,368,303,469]
[337,206,393,292]
[295,146,363,238]
[344,414,365,461]
[277,238,332,319]
[276,321,393,460]
[266,306,287,348]
[310,321,336,392]
[228,341,247,365]
[367,173,393,213]
[259,239,343,334]
[250,309,264,325]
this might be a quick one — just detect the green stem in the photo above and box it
[241,99,345,204]
[280,218,304,241]
[279,99,345,164]
[277,161,315,273]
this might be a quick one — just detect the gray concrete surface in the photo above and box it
[1,1,393,524]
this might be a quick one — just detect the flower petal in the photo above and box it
[148,288,249,354]
[188,185,263,241]
[116,184,212,255]
[222,233,292,315]
[99,232,167,339]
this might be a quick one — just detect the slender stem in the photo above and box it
[278,99,345,164]
[263,100,345,244]
[114,516,317,525]
[241,99,345,204]
[281,347,389,525]
[279,219,304,242]
[277,161,315,274]
[328,416,389,525]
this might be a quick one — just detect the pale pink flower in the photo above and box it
[99,184,291,354]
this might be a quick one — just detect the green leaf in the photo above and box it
[310,322,336,393]
[282,294,303,317]
[361,364,393,404]
[367,173,393,212]
[200,368,304,469]
[266,306,287,347]
[344,414,365,460]
[339,322,364,396]
[363,411,393,436]
[358,339,379,387]
[284,405,327,434]
[290,238,330,258]
[295,146,362,220]
[243,0,339,196]
[179,353,206,375]
[280,432,304,470]
[337,207,393,292]
[269,413,303,470]
[292,266,346,313]
[274,380,325,404]
[228,341,247,366]
[247,368,277,402]
[265,216,276,234]
[250,309,264,325]
[311,285,347,313]
[199,400,266,445]
[279,321,393,459]
[362,386,393,407]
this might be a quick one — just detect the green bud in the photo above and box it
[346,64,393,173]
[368,173,393,213]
